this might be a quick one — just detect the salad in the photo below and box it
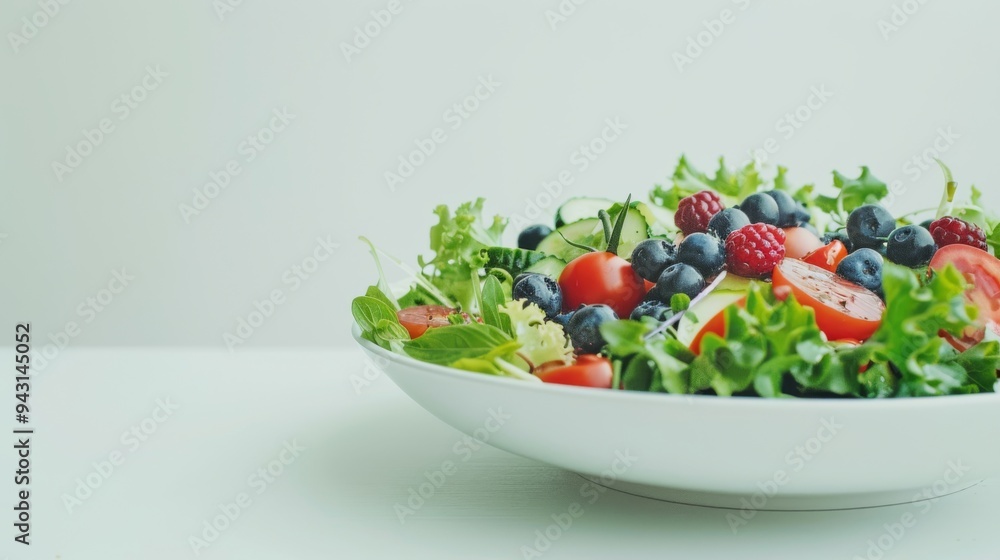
[352,157,1000,398]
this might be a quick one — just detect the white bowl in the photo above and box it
[354,326,1000,511]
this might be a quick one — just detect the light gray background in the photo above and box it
[3,0,998,350]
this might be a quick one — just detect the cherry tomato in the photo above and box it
[783,227,825,259]
[690,297,746,354]
[535,355,613,388]
[801,240,849,272]
[397,305,465,339]
[929,245,1000,351]
[560,252,646,318]
[772,259,885,341]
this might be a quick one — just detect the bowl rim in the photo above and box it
[352,324,1000,409]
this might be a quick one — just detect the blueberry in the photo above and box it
[552,311,575,328]
[738,193,780,225]
[763,190,799,227]
[630,300,674,322]
[651,263,705,304]
[847,205,895,250]
[792,203,812,225]
[886,225,937,268]
[517,225,553,251]
[822,230,854,252]
[676,233,726,278]
[566,304,618,354]
[512,274,562,318]
[919,219,934,230]
[837,248,884,297]
[708,208,751,240]
[630,239,677,282]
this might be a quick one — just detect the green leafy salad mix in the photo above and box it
[354,156,1000,398]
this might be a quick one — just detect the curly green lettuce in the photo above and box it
[500,300,574,368]
[417,199,507,311]
[651,156,761,210]
[602,264,999,398]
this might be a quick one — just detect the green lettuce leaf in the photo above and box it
[856,263,999,396]
[418,199,507,311]
[651,156,761,210]
[815,167,889,220]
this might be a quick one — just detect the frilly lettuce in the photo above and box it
[500,300,574,368]
[418,198,507,311]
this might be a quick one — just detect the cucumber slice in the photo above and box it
[555,197,615,227]
[536,206,652,262]
[524,256,567,279]
[639,202,678,237]
[482,247,547,276]
[535,218,602,262]
[611,205,652,259]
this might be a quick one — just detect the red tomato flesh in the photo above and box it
[535,355,613,388]
[772,259,885,341]
[397,305,462,339]
[929,245,1000,351]
[801,240,849,273]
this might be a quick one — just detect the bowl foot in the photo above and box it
[578,475,983,511]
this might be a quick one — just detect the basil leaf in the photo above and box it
[366,285,398,311]
[403,322,517,365]
[352,296,399,332]
[481,275,512,336]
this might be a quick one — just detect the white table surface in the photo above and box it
[8,348,997,560]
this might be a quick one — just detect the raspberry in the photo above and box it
[928,217,988,251]
[725,224,787,278]
[675,191,724,236]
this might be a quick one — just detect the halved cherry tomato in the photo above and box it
[397,305,465,339]
[644,279,657,294]
[560,252,646,318]
[535,355,613,388]
[801,240,849,272]
[772,259,885,341]
[929,244,1000,351]
[690,297,746,354]
[783,227,825,259]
